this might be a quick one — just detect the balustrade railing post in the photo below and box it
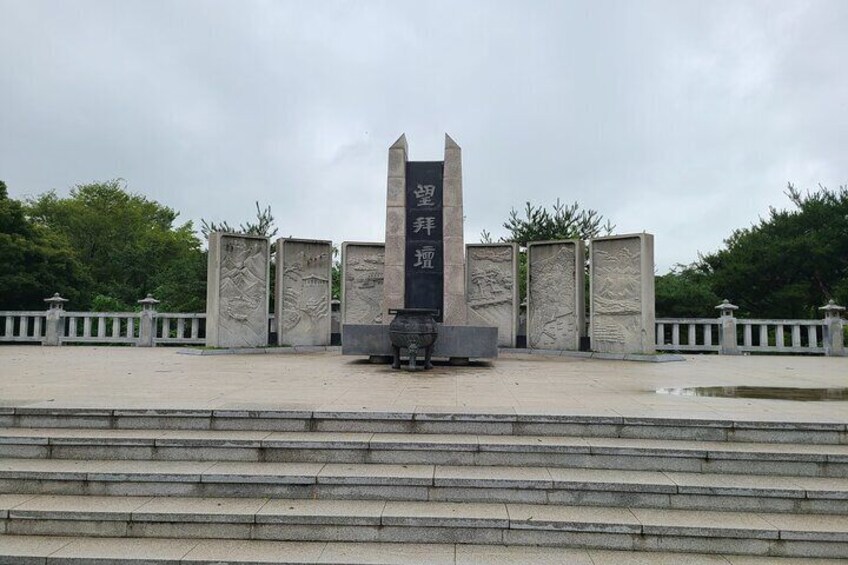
[819,300,845,357]
[43,293,68,346]
[137,294,160,347]
[715,299,739,355]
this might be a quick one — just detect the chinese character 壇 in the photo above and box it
[413,245,436,269]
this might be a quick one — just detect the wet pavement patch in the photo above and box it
[656,386,848,401]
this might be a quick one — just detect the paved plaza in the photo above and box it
[0,346,845,423]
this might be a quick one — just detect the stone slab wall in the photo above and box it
[275,238,332,346]
[206,232,270,348]
[590,233,655,354]
[341,242,385,325]
[527,240,585,351]
[466,243,518,347]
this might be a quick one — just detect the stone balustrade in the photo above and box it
[0,294,209,347]
[656,299,846,356]
[2,294,843,356]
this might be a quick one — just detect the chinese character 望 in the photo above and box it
[413,184,436,206]
[412,216,437,236]
[413,245,436,269]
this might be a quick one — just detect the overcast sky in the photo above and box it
[2,0,846,272]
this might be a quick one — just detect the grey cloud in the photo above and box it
[1,0,845,271]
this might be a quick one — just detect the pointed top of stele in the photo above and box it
[390,134,408,151]
[444,133,460,149]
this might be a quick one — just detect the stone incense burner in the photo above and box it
[388,308,439,371]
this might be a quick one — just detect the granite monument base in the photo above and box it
[342,324,498,360]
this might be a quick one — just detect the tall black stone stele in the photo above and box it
[404,161,444,321]
[340,134,498,362]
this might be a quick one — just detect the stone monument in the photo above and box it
[466,243,519,348]
[527,240,585,350]
[275,238,332,346]
[342,135,497,361]
[381,134,467,324]
[589,233,655,354]
[341,242,385,325]
[206,232,270,348]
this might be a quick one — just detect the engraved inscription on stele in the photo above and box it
[219,237,267,345]
[345,248,385,324]
[529,245,576,349]
[281,246,330,341]
[467,247,514,332]
[593,240,642,350]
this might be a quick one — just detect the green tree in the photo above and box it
[25,179,204,311]
[483,199,615,302]
[655,263,720,318]
[200,202,278,239]
[0,180,89,309]
[697,184,848,318]
[331,245,341,301]
[484,199,615,247]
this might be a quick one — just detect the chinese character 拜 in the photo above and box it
[413,245,436,269]
[413,184,436,206]
[412,216,437,236]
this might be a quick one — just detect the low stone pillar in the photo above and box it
[137,294,160,347]
[716,299,739,355]
[43,293,68,346]
[819,300,845,357]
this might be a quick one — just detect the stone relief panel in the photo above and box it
[277,239,332,346]
[466,244,517,347]
[209,233,269,347]
[590,234,654,354]
[528,241,584,350]
[342,243,385,325]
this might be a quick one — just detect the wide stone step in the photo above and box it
[1,428,846,478]
[0,497,846,558]
[1,535,845,564]
[2,407,845,444]
[0,459,845,514]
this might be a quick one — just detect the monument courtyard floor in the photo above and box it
[0,346,845,423]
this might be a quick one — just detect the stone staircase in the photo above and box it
[0,407,845,563]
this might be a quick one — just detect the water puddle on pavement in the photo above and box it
[656,386,848,401]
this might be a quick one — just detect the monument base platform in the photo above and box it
[342,324,498,360]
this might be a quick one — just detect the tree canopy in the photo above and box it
[483,199,615,247]
[483,199,615,302]
[700,184,848,318]
[24,179,204,311]
[4,177,844,320]
[200,202,278,239]
[0,181,88,309]
[654,263,720,318]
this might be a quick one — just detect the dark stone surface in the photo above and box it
[342,324,498,359]
[405,161,444,320]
